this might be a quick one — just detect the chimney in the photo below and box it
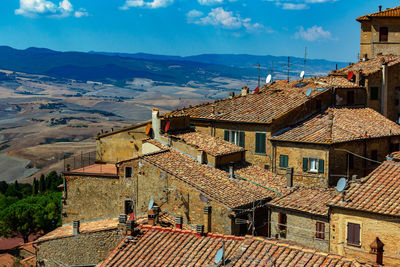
[241,86,249,96]
[203,206,212,233]
[73,220,80,235]
[229,92,235,99]
[379,5,382,12]
[370,237,384,265]
[286,168,293,188]
[147,208,156,226]
[153,205,160,224]
[381,62,388,117]
[175,216,183,229]
[363,54,368,62]
[229,162,235,179]
[196,224,205,236]
[152,108,161,140]
[119,214,127,224]
[197,150,205,164]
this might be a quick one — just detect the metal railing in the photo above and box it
[63,151,97,172]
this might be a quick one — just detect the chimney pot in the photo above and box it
[196,224,205,235]
[229,92,235,99]
[229,162,235,179]
[379,5,382,12]
[241,86,250,96]
[175,216,183,229]
[148,209,156,226]
[119,214,127,224]
[73,220,80,235]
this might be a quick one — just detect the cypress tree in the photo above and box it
[39,174,46,193]
[32,178,38,195]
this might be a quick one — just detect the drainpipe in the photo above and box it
[381,62,388,117]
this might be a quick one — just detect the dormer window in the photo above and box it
[379,27,388,42]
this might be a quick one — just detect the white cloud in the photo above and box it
[266,0,337,10]
[15,0,87,18]
[189,7,269,34]
[294,25,332,41]
[121,0,173,9]
[280,3,308,10]
[198,0,224,5]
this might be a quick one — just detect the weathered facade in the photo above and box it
[35,218,123,267]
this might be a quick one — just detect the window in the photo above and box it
[255,132,266,154]
[124,199,133,215]
[347,222,361,246]
[303,158,324,173]
[371,150,378,162]
[379,27,388,42]
[224,130,245,147]
[279,155,289,168]
[125,167,132,178]
[348,154,354,169]
[347,91,355,105]
[316,222,325,240]
[278,213,287,238]
[370,87,379,100]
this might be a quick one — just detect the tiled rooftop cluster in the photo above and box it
[268,187,337,217]
[272,107,400,144]
[136,144,286,208]
[135,211,193,230]
[357,5,400,21]
[330,161,400,217]
[99,225,372,266]
[332,54,400,76]
[163,77,358,124]
[169,130,245,156]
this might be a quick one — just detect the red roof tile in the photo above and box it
[271,107,400,144]
[67,163,117,175]
[357,6,400,21]
[268,187,337,217]
[98,226,373,266]
[169,131,245,157]
[331,55,400,76]
[163,77,358,124]
[330,161,400,217]
[125,146,286,208]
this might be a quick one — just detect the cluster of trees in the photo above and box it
[0,171,63,243]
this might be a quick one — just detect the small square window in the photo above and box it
[125,167,132,178]
[279,155,289,168]
[380,27,388,42]
[347,222,361,246]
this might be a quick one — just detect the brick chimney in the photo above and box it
[175,216,183,229]
[229,162,235,179]
[286,168,293,188]
[241,86,249,96]
[229,92,235,99]
[197,150,205,164]
[73,221,80,235]
[379,5,382,12]
[148,209,156,226]
[370,237,384,265]
[152,108,161,140]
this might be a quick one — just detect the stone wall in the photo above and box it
[330,207,400,267]
[63,174,135,224]
[270,208,330,252]
[36,229,123,267]
[119,159,234,235]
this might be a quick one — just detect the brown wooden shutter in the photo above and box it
[316,222,325,240]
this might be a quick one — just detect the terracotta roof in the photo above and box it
[99,225,372,266]
[66,163,117,176]
[268,187,337,217]
[135,211,193,230]
[0,254,17,267]
[271,107,400,144]
[357,6,400,21]
[169,130,245,157]
[163,78,342,124]
[35,218,119,243]
[329,161,400,217]
[133,147,286,208]
[331,55,400,76]
[390,151,400,161]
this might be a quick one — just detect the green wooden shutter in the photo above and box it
[318,159,324,173]
[255,133,260,153]
[279,155,288,168]
[239,132,245,148]
[255,133,266,154]
[261,133,266,153]
[224,130,229,141]
[303,158,308,172]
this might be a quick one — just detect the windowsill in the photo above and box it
[347,243,361,248]
[308,170,318,173]
[279,166,288,169]
[255,152,266,155]
[315,238,325,241]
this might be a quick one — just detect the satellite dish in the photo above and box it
[306,87,312,97]
[199,193,210,203]
[347,71,354,81]
[214,248,224,264]
[300,71,305,79]
[266,74,272,84]
[148,199,154,211]
[336,178,347,192]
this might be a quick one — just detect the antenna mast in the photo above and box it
[257,63,261,88]
[304,47,307,73]
[287,57,290,82]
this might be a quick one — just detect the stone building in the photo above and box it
[163,77,363,169]
[34,218,123,267]
[99,222,373,266]
[270,107,400,187]
[357,5,400,59]
[328,159,400,266]
[268,187,336,252]
[117,138,287,236]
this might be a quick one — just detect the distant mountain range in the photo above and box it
[0,46,348,85]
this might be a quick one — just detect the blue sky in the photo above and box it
[0,0,398,61]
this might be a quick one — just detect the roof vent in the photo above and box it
[196,224,204,235]
[73,220,80,235]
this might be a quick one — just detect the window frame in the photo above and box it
[347,222,361,247]
[315,221,325,240]
[279,154,289,168]
[278,212,287,238]
[125,166,133,178]
[303,158,324,173]
[255,132,267,155]
[379,26,388,42]
[309,158,318,172]
[224,130,245,148]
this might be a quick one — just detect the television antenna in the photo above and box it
[148,199,154,211]
[303,47,307,74]
[281,57,293,82]
[251,63,261,89]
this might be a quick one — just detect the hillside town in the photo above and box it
[12,4,400,267]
